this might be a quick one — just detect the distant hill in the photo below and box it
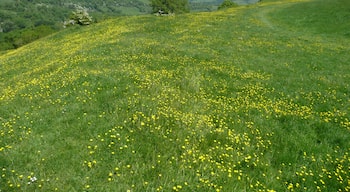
[0,0,151,33]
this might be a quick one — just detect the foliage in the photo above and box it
[218,0,238,10]
[64,9,93,27]
[0,25,56,50]
[150,0,190,14]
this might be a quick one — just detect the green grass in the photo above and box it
[269,0,350,36]
[1,0,349,191]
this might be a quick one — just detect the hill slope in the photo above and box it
[1,0,349,191]
[0,0,259,51]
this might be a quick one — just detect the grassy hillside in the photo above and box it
[0,0,259,51]
[1,0,349,191]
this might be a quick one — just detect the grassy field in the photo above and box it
[1,0,349,191]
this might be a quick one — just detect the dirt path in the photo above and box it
[257,7,276,29]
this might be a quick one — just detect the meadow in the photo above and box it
[1,0,349,191]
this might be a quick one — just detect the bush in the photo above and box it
[218,0,238,10]
[64,9,93,28]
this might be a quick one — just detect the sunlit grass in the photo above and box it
[1,0,349,191]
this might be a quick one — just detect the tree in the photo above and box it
[150,0,189,14]
[64,9,93,28]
